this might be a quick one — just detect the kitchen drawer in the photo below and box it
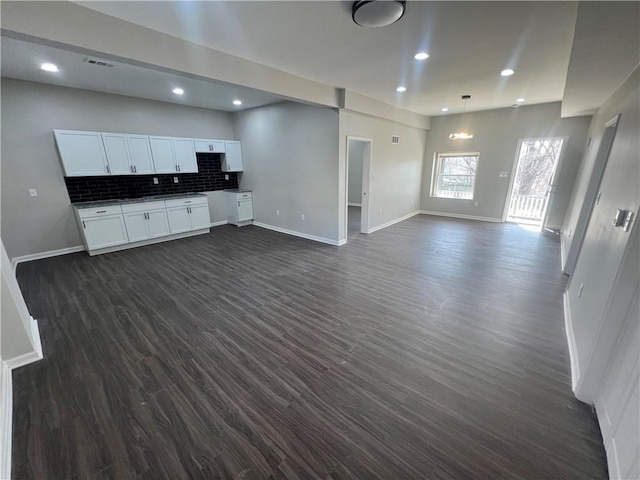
[164,196,208,208]
[78,205,123,218]
[121,201,166,213]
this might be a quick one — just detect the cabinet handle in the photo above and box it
[130,165,134,173]
[238,201,240,207]
[134,165,137,173]
[185,201,191,204]
[106,165,110,174]
[178,165,181,172]
[96,210,107,213]
[82,221,86,229]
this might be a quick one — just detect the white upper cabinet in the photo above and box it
[173,137,197,173]
[126,135,155,174]
[54,130,109,177]
[149,136,176,174]
[194,139,226,153]
[101,133,132,175]
[222,141,244,172]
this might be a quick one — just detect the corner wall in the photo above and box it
[420,102,591,225]
[233,102,340,243]
[1,79,235,261]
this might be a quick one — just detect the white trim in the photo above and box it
[5,318,43,370]
[419,210,502,223]
[86,229,209,256]
[0,362,12,480]
[253,222,340,246]
[11,245,85,271]
[561,233,568,272]
[348,202,362,207]
[338,239,347,246]
[210,220,228,227]
[367,211,420,234]
[563,291,583,399]
[345,136,373,237]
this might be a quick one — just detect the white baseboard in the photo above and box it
[210,220,229,227]
[0,362,12,480]
[419,210,502,223]
[337,238,347,246]
[253,222,340,246]
[11,245,85,271]
[563,291,583,399]
[348,203,362,207]
[367,211,420,234]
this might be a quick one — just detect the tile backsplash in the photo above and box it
[64,153,239,203]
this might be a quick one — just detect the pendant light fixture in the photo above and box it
[449,95,474,140]
[352,1,406,28]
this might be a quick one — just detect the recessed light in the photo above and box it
[414,52,429,60]
[441,107,449,112]
[172,88,184,95]
[40,63,59,73]
[501,69,515,77]
[516,98,525,103]
[396,86,407,92]
[232,100,242,106]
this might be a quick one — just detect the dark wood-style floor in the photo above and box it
[12,214,608,479]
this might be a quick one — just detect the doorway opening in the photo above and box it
[504,137,565,228]
[346,137,372,240]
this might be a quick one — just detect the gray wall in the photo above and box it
[233,102,340,242]
[338,111,426,240]
[347,141,364,204]
[421,102,591,225]
[1,79,235,260]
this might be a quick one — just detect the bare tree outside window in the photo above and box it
[432,153,479,199]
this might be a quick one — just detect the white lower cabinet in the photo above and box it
[76,195,209,255]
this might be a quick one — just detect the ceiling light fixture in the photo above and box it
[40,63,59,73]
[232,100,242,106]
[441,107,449,112]
[172,88,184,95]
[449,94,474,140]
[352,0,406,28]
[501,68,515,77]
[396,86,407,92]
[516,97,525,103]
[414,52,429,60]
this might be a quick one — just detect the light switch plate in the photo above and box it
[173,177,179,183]
[28,188,38,197]
[498,171,508,178]
[153,177,159,185]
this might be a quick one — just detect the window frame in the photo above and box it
[430,152,480,200]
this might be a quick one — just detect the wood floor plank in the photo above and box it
[12,210,608,479]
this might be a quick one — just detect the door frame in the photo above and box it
[345,136,373,239]
[502,136,567,226]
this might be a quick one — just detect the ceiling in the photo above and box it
[0,36,286,112]
[2,1,637,118]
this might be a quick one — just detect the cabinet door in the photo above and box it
[82,215,129,250]
[127,135,155,174]
[123,212,149,243]
[223,141,243,172]
[167,207,191,234]
[54,130,108,176]
[210,141,226,153]
[149,136,176,173]
[194,139,211,153]
[173,138,198,173]
[102,133,132,175]
[146,209,170,238]
[188,204,211,230]
[237,199,254,222]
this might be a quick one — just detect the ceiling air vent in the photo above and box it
[391,135,400,145]
[83,58,114,68]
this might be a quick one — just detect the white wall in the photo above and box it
[338,110,426,240]
[421,102,591,224]
[1,79,235,260]
[233,102,340,243]
[347,141,364,205]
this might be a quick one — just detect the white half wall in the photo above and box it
[233,102,340,242]
[421,102,591,224]
[0,79,234,261]
[339,110,427,240]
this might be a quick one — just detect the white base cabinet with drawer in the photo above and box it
[75,196,210,256]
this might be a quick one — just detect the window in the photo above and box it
[431,152,479,200]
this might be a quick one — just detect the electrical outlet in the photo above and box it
[276,210,280,216]
[173,177,179,183]
[28,188,38,197]
[300,214,305,221]
[474,201,479,207]
[578,283,584,298]
[225,174,229,181]
[153,177,159,185]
